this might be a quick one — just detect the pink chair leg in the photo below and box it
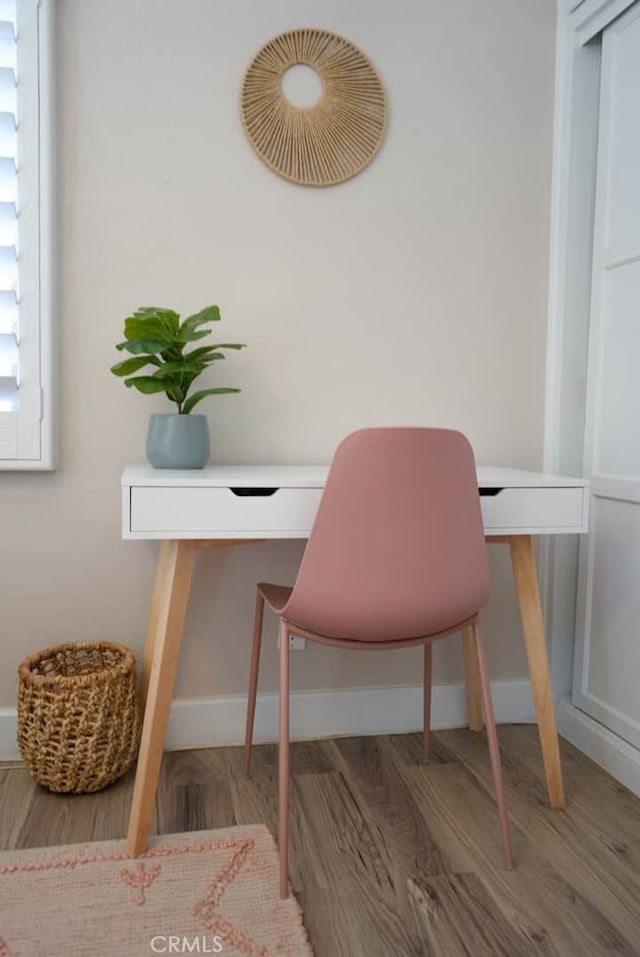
[278,619,290,898]
[423,641,432,760]
[243,590,265,776]
[473,620,514,869]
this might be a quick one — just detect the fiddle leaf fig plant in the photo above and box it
[110,305,245,414]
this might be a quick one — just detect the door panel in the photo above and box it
[603,10,640,256]
[579,496,640,744]
[573,0,640,749]
[595,260,640,477]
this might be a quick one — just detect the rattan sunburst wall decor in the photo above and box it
[240,28,387,187]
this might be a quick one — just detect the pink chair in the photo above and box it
[243,427,513,897]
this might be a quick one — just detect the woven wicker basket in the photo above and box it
[17,641,141,793]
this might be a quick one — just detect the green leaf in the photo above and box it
[123,317,175,344]
[110,356,156,376]
[174,328,211,344]
[166,384,187,403]
[183,346,227,362]
[153,361,205,376]
[134,307,181,333]
[182,387,240,414]
[210,343,246,350]
[116,337,169,355]
[181,305,221,332]
[124,376,171,395]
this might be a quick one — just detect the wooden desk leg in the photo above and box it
[462,625,483,732]
[126,540,196,857]
[138,540,172,712]
[509,534,566,810]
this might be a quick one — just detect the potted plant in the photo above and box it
[110,305,245,468]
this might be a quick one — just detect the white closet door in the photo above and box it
[572,1,640,747]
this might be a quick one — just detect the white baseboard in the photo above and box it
[556,696,640,798]
[1,680,535,761]
[163,679,535,750]
[0,709,21,762]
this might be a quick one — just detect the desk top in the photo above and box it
[122,464,589,490]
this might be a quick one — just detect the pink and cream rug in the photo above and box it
[0,824,313,956]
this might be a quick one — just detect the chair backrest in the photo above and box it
[281,427,490,642]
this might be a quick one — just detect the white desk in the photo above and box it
[121,464,589,856]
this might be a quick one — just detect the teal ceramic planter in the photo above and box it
[146,413,210,469]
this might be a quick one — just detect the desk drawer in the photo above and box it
[480,486,585,533]
[129,486,324,536]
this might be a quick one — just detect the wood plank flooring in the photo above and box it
[2,725,640,957]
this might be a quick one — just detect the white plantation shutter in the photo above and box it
[0,9,18,411]
[0,0,55,469]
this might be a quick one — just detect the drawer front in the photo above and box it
[480,486,585,532]
[129,486,324,536]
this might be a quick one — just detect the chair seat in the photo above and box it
[257,582,293,613]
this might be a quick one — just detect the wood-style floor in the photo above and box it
[2,725,640,956]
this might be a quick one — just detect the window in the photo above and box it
[0,0,55,469]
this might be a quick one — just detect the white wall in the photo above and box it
[0,0,555,711]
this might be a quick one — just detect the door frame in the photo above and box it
[544,0,640,794]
